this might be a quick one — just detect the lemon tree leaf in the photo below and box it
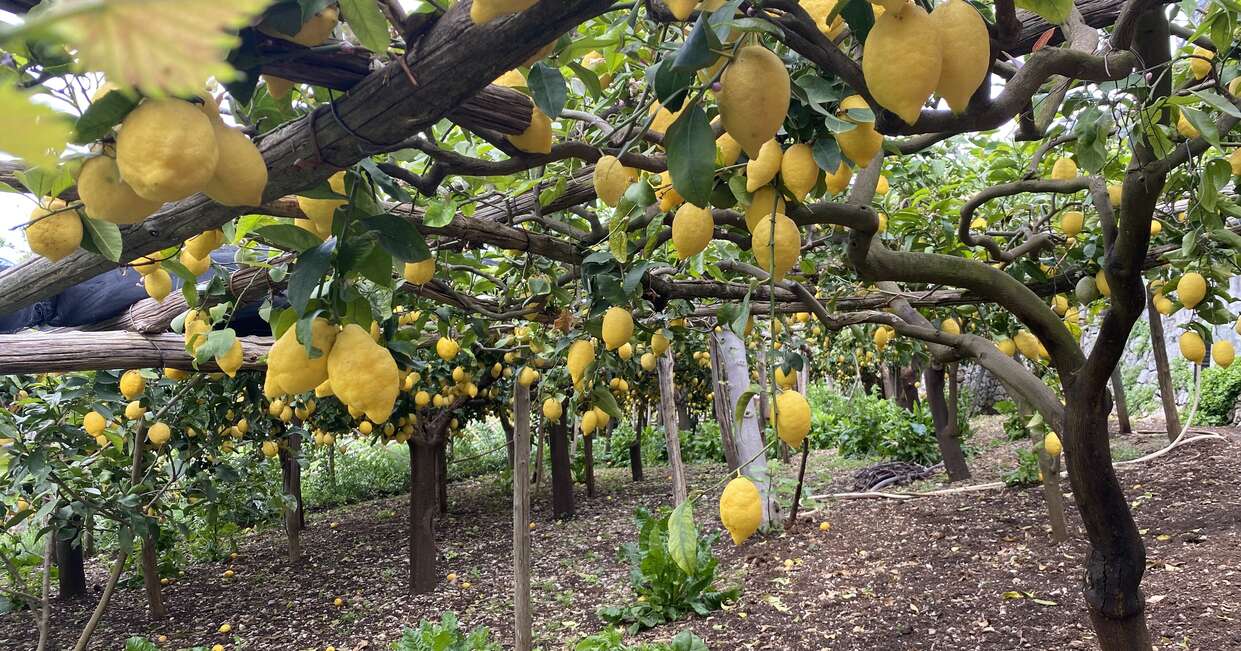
[0,85,72,168]
[80,216,123,262]
[254,224,324,252]
[338,0,389,53]
[665,104,715,208]
[733,382,762,423]
[527,62,567,119]
[13,0,272,96]
[288,242,333,315]
[1013,0,1072,25]
[73,88,139,144]
[666,500,698,575]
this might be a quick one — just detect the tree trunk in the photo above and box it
[436,439,449,516]
[500,408,516,469]
[278,443,302,563]
[407,440,438,593]
[140,534,166,618]
[657,350,689,505]
[924,364,970,481]
[54,520,87,600]
[548,411,575,520]
[881,363,898,402]
[1110,367,1132,434]
[511,383,533,651]
[1146,288,1181,440]
[583,431,595,498]
[708,333,740,470]
[629,400,645,482]
[291,432,305,529]
[716,330,774,526]
[1037,447,1069,543]
[328,443,337,491]
[533,424,545,487]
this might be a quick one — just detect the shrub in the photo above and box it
[599,507,737,633]
[1198,360,1241,425]
[303,440,409,509]
[1002,448,1041,488]
[681,420,724,464]
[602,423,667,469]
[805,384,939,464]
[392,612,501,651]
[575,627,709,651]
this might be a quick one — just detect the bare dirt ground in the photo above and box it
[3,421,1238,650]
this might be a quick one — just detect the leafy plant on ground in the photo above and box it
[1003,448,1041,488]
[575,626,709,651]
[598,506,737,634]
[806,384,939,464]
[392,612,501,651]
[1198,359,1241,425]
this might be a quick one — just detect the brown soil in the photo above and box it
[3,424,1239,651]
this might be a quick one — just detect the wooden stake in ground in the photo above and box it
[511,382,532,651]
[1146,287,1181,441]
[128,422,166,618]
[708,333,740,470]
[716,330,775,525]
[1111,367,1132,434]
[657,349,688,505]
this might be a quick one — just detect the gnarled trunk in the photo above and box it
[924,364,970,481]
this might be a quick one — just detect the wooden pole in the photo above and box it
[0,331,269,374]
[708,333,740,470]
[1146,288,1181,441]
[512,382,532,651]
[1111,367,1132,434]
[657,349,689,505]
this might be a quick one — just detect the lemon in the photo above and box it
[204,124,268,206]
[593,405,612,429]
[836,121,883,169]
[263,75,295,99]
[780,143,819,202]
[671,203,714,259]
[602,307,634,351]
[297,171,347,240]
[996,338,1016,356]
[716,132,742,167]
[745,187,786,233]
[140,268,171,302]
[1061,210,1084,237]
[1108,183,1123,207]
[772,390,810,449]
[217,623,232,635]
[542,398,562,421]
[751,213,800,281]
[1175,111,1199,139]
[148,422,171,447]
[181,251,211,276]
[1154,294,1175,315]
[267,317,337,395]
[1179,331,1205,364]
[617,342,633,360]
[25,200,82,262]
[116,99,219,202]
[1189,46,1213,80]
[664,0,697,20]
[718,45,791,157]
[261,440,279,458]
[745,139,783,192]
[217,339,243,378]
[120,370,146,399]
[1050,157,1077,180]
[567,339,595,387]
[518,367,539,386]
[1231,148,1241,176]
[824,162,852,194]
[930,0,989,113]
[494,69,526,89]
[260,5,339,45]
[1043,431,1062,457]
[592,155,632,207]
[581,409,598,436]
[470,0,537,24]
[1051,294,1069,316]
[648,101,682,137]
[508,107,552,154]
[436,337,459,361]
[1176,272,1207,309]
[640,352,657,372]
[862,2,941,125]
[186,229,224,259]
[719,476,762,545]
[1013,330,1040,359]
[774,366,797,389]
[77,155,163,225]
[403,258,435,285]
[940,318,961,335]
[802,0,845,38]
[83,411,106,436]
[1212,340,1234,368]
[654,173,685,211]
[651,332,671,357]
[328,324,400,423]
[1150,220,1163,236]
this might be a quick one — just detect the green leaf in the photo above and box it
[353,244,395,286]
[733,383,762,423]
[423,197,458,228]
[338,0,390,53]
[1014,0,1073,24]
[14,165,74,200]
[812,138,842,174]
[666,501,698,575]
[362,213,430,262]
[528,62,567,118]
[1181,107,1219,148]
[73,89,139,144]
[671,14,721,75]
[0,86,71,168]
[665,104,716,208]
[1191,89,1241,118]
[80,215,123,262]
[839,0,876,44]
[288,242,333,315]
[609,218,629,263]
[193,328,236,365]
[253,224,324,252]
[646,57,692,112]
[591,384,624,420]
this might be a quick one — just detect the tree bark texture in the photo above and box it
[436,440,449,516]
[1110,367,1132,434]
[407,441,438,593]
[708,333,740,470]
[548,413,575,520]
[924,364,970,481]
[583,432,595,499]
[511,383,533,651]
[54,520,87,600]
[0,332,270,374]
[657,350,689,506]
[629,401,645,482]
[716,331,774,526]
[1146,288,1181,440]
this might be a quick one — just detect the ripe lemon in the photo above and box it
[602,307,634,351]
[181,251,211,276]
[665,0,696,20]
[640,352,657,372]
[745,139,783,192]
[671,203,714,259]
[186,229,224,259]
[204,124,268,206]
[716,132,742,167]
[1051,294,1069,315]
[507,107,552,154]
[1043,431,1062,457]
[802,0,845,38]
[470,0,537,24]
[653,172,685,211]
[77,155,163,225]
[996,338,1016,356]
[617,342,633,360]
[1212,340,1234,368]
[147,422,171,447]
[518,367,539,386]
[593,405,611,429]
[1061,211,1084,237]
[1095,269,1111,297]
[297,171,346,240]
[542,398,562,421]
[1013,330,1040,359]
[403,258,435,285]
[83,411,106,436]
[25,200,82,262]
[143,268,172,302]
[327,324,400,423]
[651,332,670,357]
[261,440,279,458]
[648,101,682,137]
[719,476,762,545]
[780,143,819,202]
[718,45,791,157]
[941,318,961,335]
[217,339,243,378]
[772,390,811,449]
[1107,183,1123,207]
[1175,112,1199,139]
[1188,45,1213,80]
[751,213,800,281]
[567,339,595,387]
[1050,156,1077,180]
[260,5,339,45]
[581,409,598,436]
[745,187,786,233]
[120,370,146,399]
[824,161,852,194]
[862,2,940,125]
[1176,272,1207,308]
[592,155,632,207]
[930,0,989,113]
[436,337,460,361]
[267,317,337,395]
[116,99,219,202]
[124,400,145,420]
[1179,331,1205,364]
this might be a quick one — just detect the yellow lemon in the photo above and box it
[327,324,400,423]
[25,200,82,262]
[204,124,268,207]
[929,0,989,113]
[671,203,714,259]
[542,398,562,421]
[77,155,163,225]
[862,3,941,125]
[470,0,538,24]
[824,161,852,194]
[120,370,146,399]
[719,476,762,545]
[147,422,171,447]
[267,317,337,395]
[780,143,819,202]
[403,258,435,285]
[592,155,632,207]
[602,307,634,351]
[1050,156,1077,180]
[752,213,800,281]
[296,171,347,240]
[772,390,810,449]
[116,99,219,202]
[508,107,552,154]
[83,411,106,436]
[1212,340,1234,368]
[1179,331,1205,364]
[1043,431,1062,457]
[745,187,786,233]
[1176,272,1206,308]
[1061,210,1084,237]
[745,139,783,192]
[718,45,791,157]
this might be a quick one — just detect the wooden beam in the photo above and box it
[511,381,532,651]
[0,331,270,373]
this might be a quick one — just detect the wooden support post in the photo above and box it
[129,423,166,618]
[1146,288,1181,441]
[583,431,596,498]
[629,400,645,482]
[708,333,740,470]
[1111,367,1132,434]
[657,349,689,505]
[512,382,533,651]
[717,330,775,526]
[549,404,575,520]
